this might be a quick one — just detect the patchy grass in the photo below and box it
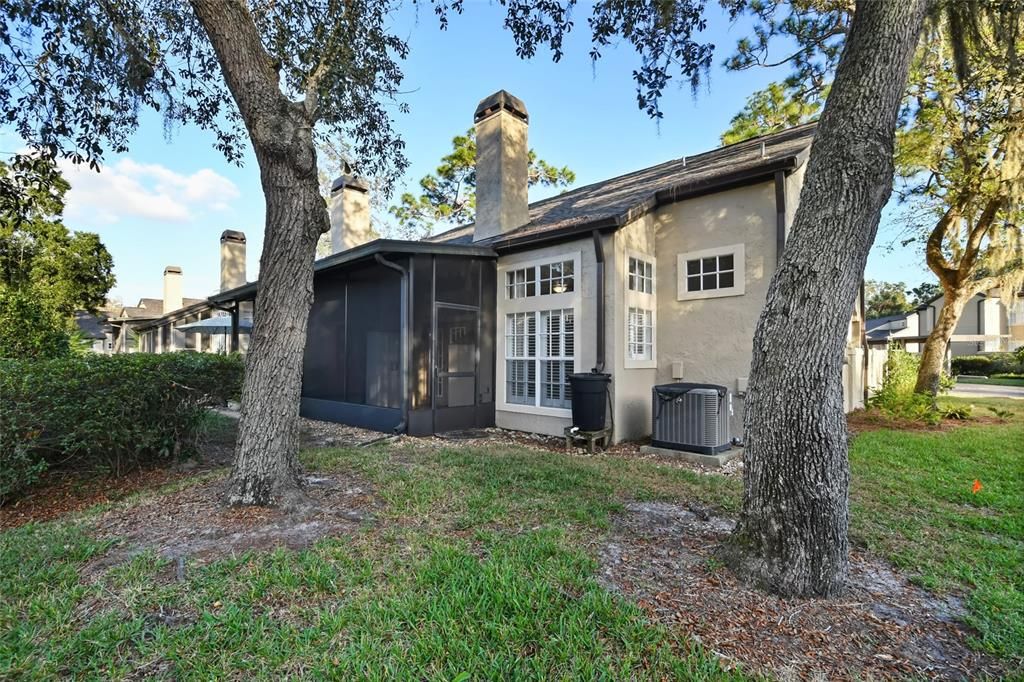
[0,447,744,680]
[2,398,1020,676]
[848,397,1024,660]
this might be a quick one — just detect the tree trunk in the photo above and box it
[914,291,971,395]
[188,0,329,506]
[723,0,929,597]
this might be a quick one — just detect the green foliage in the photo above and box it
[869,345,951,423]
[388,128,576,238]
[0,354,244,502]
[0,157,115,317]
[952,353,1024,377]
[865,280,914,319]
[0,287,73,359]
[720,82,823,145]
[908,281,941,307]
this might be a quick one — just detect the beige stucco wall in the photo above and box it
[610,213,658,441]
[651,179,778,437]
[494,237,606,437]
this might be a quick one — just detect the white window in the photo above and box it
[628,307,653,361]
[628,256,654,294]
[504,309,574,409]
[677,244,745,300]
[506,267,536,299]
[505,259,574,299]
[625,250,657,369]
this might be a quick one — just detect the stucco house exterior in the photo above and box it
[867,289,1024,358]
[211,90,876,442]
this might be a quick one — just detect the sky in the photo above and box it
[8,2,931,305]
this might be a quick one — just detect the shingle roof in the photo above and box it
[117,297,205,320]
[73,311,109,340]
[427,123,816,248]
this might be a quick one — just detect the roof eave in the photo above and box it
[209,239,498,305]
[487,154,804,253]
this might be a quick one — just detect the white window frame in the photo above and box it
[625,249,657,369]
[497,251,581,417]
[676,243,745,301]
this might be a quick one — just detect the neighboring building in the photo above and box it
[132,231,252,354]
[867,289,1024,357]
[73,310,114,353]
[214,90,878,441]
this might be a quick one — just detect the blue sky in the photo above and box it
[13,2,930,305]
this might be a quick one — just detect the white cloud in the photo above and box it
[60,158,241,224]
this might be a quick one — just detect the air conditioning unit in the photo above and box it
[651,383,731,454]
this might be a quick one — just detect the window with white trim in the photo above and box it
[628,256,653,294]
[505,259,574,299]
[505,308,574,409]
[506,267,536,299]
[677,244,745,300]
[627,307,653,361]
[624,251,657,368]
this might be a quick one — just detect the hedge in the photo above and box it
[951,353,1024,377]
[0,353,244,504]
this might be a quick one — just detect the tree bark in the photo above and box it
[188,0,328,506]
[914,197,1006,395]
[914,289,972,395]
[723,0,929,597]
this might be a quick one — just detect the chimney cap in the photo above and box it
[330,173,370,195]
[220,229,246,243]
[474,90,528,123]
[163,265,182,275]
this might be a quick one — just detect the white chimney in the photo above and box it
[163,266,183,314]
[219,230,246,292]
[329,169,372,254]
[473,90,529,242]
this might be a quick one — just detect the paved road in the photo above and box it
[949,383,1024,400]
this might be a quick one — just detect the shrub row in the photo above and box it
[951,353,1024,377]
[0,353,244,504]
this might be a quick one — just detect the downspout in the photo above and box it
[591,230,606,372]
[977,295,985,352]
[860,280,869,406]
[375,254,410,434]
[774,170,786,265]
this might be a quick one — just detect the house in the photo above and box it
[73,310,114,353]
[128,231,253,354]
[867,289,1024,357]
[212,90,877,441]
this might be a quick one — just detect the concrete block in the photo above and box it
[639,444,742,468]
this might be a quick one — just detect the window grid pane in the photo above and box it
[685,252,736,293]
[506,309,574,408]
[539,260,574,296]
[628,256,654,294]
[627,307,654,361]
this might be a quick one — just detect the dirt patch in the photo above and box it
[84,471,377,574]
[598,501,1008,681]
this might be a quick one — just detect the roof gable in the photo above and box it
[428,123,816,249]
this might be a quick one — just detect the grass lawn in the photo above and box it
[849,396,1024,661]
[0,398,1021,677]
[956,375,1024,387]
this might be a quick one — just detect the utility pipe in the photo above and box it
[375,253,410,434]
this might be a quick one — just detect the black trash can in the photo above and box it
[568,372,611,431]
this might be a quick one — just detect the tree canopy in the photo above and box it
[865,280,912,319]
[388,128,575,239]
[0,158,115,316]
